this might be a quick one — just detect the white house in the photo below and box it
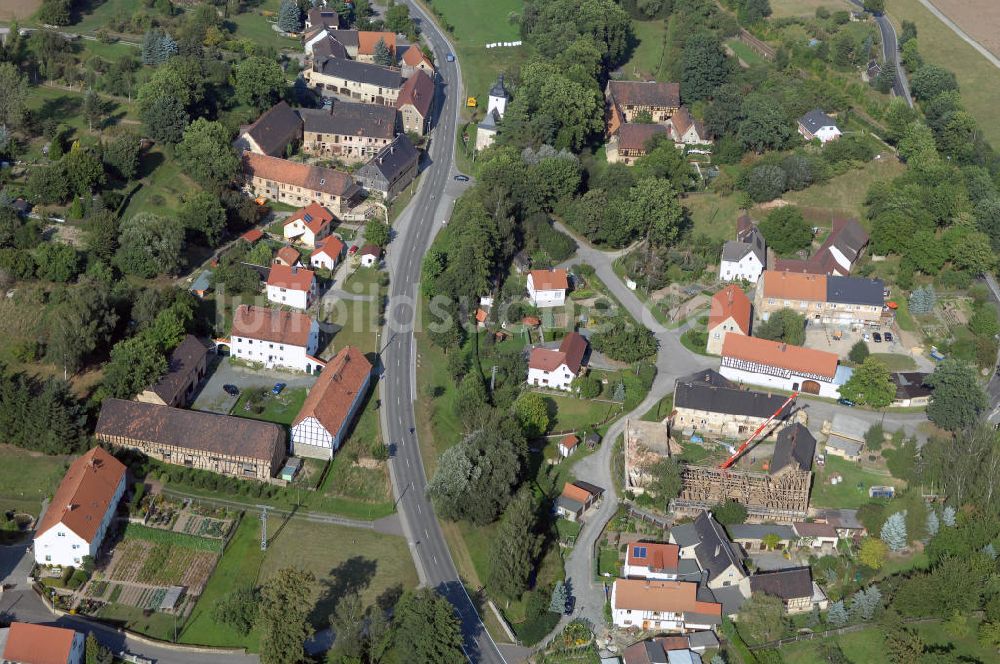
[230,305,323,373]
[719,334,845,399]
[610,579,722,632]
[623,541,681,581]
[557,434,579,458]
[266,264,317,309]
[526,268,569,308]
[34,447,127,568]
[719,229,766,283]
[1,623,85,664]
[359,244,380,268]
[283,202,335,248]
[527,332,588,391]
[290,346,372,459]
[668,511,748,591]
[310,237,345,271]
[798,109,841,143]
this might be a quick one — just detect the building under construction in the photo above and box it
[672,423,816,519]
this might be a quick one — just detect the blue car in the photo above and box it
[272,382,287,395]
[446,52,455,62]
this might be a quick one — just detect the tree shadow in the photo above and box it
[309,555,378,626]
[136,149,165,179]
[36,95,82,126]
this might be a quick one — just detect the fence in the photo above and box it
[737,28,775,60]
[749,616,947,650]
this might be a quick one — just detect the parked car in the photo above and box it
[272,382,287,395]
[884,331,893,342]
[873,332,882,343]
[223,384,239,396]
[454,174,470,182]
[838,398,856,407]
[446,52,455,62]
[862,333,870,342]
[348,245,359,255]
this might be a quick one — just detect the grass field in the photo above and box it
[621,20,668,80]
[887,0,1000,146]
[321,298,378,355]
[768,0,854,18]
[684,191,745,242]
[811,455,903,509]
[0,446,71,519]
[869,353,917,371]
[0,0,41,21]
[783,156,906,219]
[122,148,198,219]
[726,39,766,66]
[545,394,620,433]
[69,0,143,34]
[232,386,308,426]
[640,394,673,422]
[97,603,176,641]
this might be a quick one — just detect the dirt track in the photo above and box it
[0,0,41,21]
[927,0,1000,59]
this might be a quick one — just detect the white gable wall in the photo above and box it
[34,475,126,567]
[719,253,763,282]
[527,363,575,391]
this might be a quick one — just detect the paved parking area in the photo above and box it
[804,324,911,359]
[190,356,318,415]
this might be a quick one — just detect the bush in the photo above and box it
[849,340,870,364]
[67,568,89,589]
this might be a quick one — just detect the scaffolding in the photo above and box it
[673,463,812,520]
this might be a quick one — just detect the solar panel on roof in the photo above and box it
[304,214,313,222]
[633,546,647,558]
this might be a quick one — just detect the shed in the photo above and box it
[189,270,213,298]
[159,586,186,612]
[280,457,303,482]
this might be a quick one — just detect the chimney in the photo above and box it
[780,343,787,352]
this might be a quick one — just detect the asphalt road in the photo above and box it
[980,274,1000,423]
[850,1,913,105]
[376,2,513,663]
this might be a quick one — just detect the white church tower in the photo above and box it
[476,73,509,151]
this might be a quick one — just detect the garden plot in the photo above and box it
[106,538,218,596]
[173,513,232,539]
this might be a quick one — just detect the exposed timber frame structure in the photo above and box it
[673,464,812,519]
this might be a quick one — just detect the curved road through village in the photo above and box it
[850,1,913,105]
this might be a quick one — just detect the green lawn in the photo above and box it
[726,39,766,66]
[229,9,302,53]
[784,157,906,219]
[869,353,917,371]
[96,603,177,642]
[68,0,143,33]
[640,394,673,422]
[768,0,853,18]
[888,0,1000,146]
[342,266,383,295]
[680,328,712,356]
[232,386,308,427]
[0,446,71,519]
[622,20,669,80]
[122,148,197,219]
[811,455,904,509]
[684,191,745,242]
[544,393,619,433]
[321,298,379,355]
[24,85,138,138]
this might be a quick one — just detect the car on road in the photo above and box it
[446,52,455,62]
[223,384,239,396]
[454,174,470,182]
[838,398,856,407]
[272,382,287,395]
[873,332,882,343]
[884,331,893,342]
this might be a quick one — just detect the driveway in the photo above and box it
[190,357,318,415]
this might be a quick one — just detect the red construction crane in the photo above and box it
[719,392,798,470]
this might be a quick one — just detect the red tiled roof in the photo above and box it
[360,244,381,257]
[402,45,431,67]
[561,482,593,504]
[267,263,315,292]
[285,202,335,236]
[529,269,569,291]
[36,447,126,543]
[396,70,434,117]
[626,541,680,573]
[276,246,301,265]
[559,332,588,374]
[722,335,839,379]
[793,522,838,538]
[231,305,314,347]
[293,346,372,435]
[3,622,78,664]
[243,152,359,198]
[357,31,396,56]
[561,434,579,449]
[241,229,264,243]
[313,237,345,260]
[475,308,488,323]
[608,80,680,109]
[528,347,566,372]
[616,123,667,152]
[613,579,722,617]
[759,271,827,302]
[709,285,751,335]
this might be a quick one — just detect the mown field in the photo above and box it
[0,0,41,21]
[0,446,70,519]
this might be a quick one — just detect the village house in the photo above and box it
[791,521,840,549]
[527,268,569,307]
[33,447,126,567]
[308,29,397,63]
[242,152,361,215]
[725,523,797,553]
[798,109,842,143]
[274,245,302,267]
[234,101,303,157]
[557,434,579,458]
[359,244,381,267]
[96,399,286,481]
[229,304,323,373]
[266,264,318,309]
[283,202,336,248]
[892,372,932,407]
[556,481,604,521]
[356,134,420,201]
[605,80,681,136]
[669,511,749,591]
[774,218,870,276]
[306,55,404,106]
[136,335,210,408]
[622,634,719,664]
[671,369,806,439]
[813,508,867,541]
[527,331,588,391]
[706,285,751,355]
[189,269,212,298]
[476,74,509,151]
[400,44,435,78]
[305,6,339,30]
[824,412,868,463]
[310,237,346,271]
[669,106,711,145]
[610,579,722,633]
[623,541,681,581]
[745,567,827,614]
[605,123,668,165]
[1,623,85,664]
[397,70,436,136]
[720,334,845,398]
[719,227,766,283]
[299,101,397,163]
[291,346,372,459]
[771,423,816,477]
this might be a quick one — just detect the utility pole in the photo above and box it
[490,365,498,392]
[259,505,269,551]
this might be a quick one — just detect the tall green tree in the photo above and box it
[103,129,142,181]
[739,94,792,153]
[234,57,287,111]
[176,119,239,188]
[839,357,896,408]
[681,33,728,103]
[512,391,550,438]
[736,593,789,645]
[925,359,988,432]
[115,213,186,277]
[488,489,541,600]
[754,308,806,346]
[259,568,315,664]
[180,191,227,246]
[372,38,393,67]
[277,0,303,32]
[391,589,465,664]
[100,335,168,399]
[758,206,811,256]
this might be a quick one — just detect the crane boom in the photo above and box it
[719,392,798,470]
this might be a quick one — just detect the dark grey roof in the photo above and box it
[708,585,746,617]
[800,109,837,133]
[750,567,813,601]
[573,480,605,497]
[677,558,702,580]
[490,73,509,99]
[478,108,501,130]
[557,495,584,514]
[299,101,396,138]
[770,423,815,475]
[674,372,792,420]
[358,134,419,182]
[313,34,349,60]
[314,56,403,89]
[825,276,884,307]
[686,631,720,651]
[670,522,699,548]
[726,523,796,541]
[691,512,746,582]
[829,219,869,262]
[146,335,210,404]
[243,101,303,156]
[892,372,932,399]
[721,229,765,265]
